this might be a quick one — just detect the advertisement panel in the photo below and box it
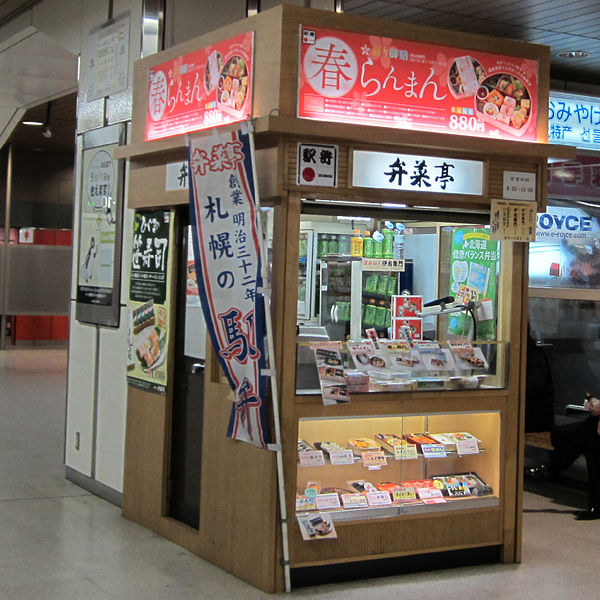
[299,26,538,142]
[448,228,498,340]
[188,128,270,448]
[145,32,253,141]
[530,205,600,289]
[127,209,174,394]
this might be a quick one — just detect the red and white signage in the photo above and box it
[146,32,253,141]
[299,26,538,142]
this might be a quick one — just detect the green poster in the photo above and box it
[448,228,498,341]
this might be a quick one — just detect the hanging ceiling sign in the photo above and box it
[549,91,600,150]
[299,26,539,142]
[352,150,483,195]
[145,32,253,141]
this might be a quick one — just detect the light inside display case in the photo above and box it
[296,411,500,523]
[295,206,507,397]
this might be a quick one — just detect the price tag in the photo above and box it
[315,493,341,510]
[362,451,387,469]
[366,491,392,506]
[416,487,446,503]
[341,493,369,509]
[394,444,418,460]
[329,449,355,465]
[421,444,447,458]
[455,439,479,455]
[392,487,417,501]
[299,450,325,467]
[296,496,317,511]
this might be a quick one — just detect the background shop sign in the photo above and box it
[299,26,538,142]
[549,91,600,150]
[448,228,498,340]
[353,150,483,195]
[127,210,174,394]
[530,205,600,289]
[188,128,270,448]
[547,154,600,199]
[145,32,253,141]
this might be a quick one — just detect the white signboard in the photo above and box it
[503,170,536,201]
[166,161,190,190]
[352,150,483,195]
[549,91,600,150]
[297,143,338,187]
[87,13,130,101]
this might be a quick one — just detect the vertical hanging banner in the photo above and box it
[127,209,174,394]
[188,128,270,448]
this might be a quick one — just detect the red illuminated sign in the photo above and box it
[145,32,253,141]
[299,27,538,142]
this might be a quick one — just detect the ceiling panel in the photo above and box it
[342,0,600,85]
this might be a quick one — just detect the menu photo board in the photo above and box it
[127,210,175,394]
[145,32,253,141]
[299,26,538,142]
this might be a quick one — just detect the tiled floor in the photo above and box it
[0,346,597,599]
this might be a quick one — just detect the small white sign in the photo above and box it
[416,487,446,503]
[315,492,341,510]
[166,161,190,190]
[299,450,326,467]
[421,444,447,458]
[503,170,536,201]
[366,491,393,506]
[394,445,418,460]
[353,150,483,195]
[329,449,355,465]
[455,439,480,455]
[297,143,338,187]
[341,493,369,508]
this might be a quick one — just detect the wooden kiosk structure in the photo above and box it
[119,5,574,593]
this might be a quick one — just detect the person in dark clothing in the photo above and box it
[525,329,554,433]
[550,395,600,520]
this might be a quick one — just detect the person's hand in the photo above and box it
[584,396,600,416]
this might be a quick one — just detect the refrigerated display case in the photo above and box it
[320,256,414,340]
[298,229,315,320]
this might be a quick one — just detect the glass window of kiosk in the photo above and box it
[529,195,600,415]
[295,201,507,395]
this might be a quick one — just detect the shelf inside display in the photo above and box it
[296,493,499,523]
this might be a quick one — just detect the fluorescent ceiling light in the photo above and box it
[556,50,590,59]
[22,120,43,126]
[381,203,407,209]
[336,216,372,222]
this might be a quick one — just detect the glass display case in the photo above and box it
[296,411,500,523]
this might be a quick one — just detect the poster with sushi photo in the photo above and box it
[127,209,175,394]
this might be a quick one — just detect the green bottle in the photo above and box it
[372,230,384,258]
[362,231,374,257]
[383,229,394,259]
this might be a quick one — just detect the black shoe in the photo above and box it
[574,507,600,520]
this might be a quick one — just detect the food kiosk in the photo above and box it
[117,5,575,593]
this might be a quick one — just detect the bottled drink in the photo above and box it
[363,231,374,257]
[351,230,363,256]
[393,229,404,260]
[383,229,394,259]
[329,234,339,254]
[372,230,384,258]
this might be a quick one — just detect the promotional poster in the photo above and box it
[299,26,538,142]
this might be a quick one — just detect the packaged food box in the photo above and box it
[429,432,481,450]
[375,433,412,453]
[347,480,378,494]
[298,439,314,453]
[403,433,438,450]
[432,472,493,496]
[348,438,380,454]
